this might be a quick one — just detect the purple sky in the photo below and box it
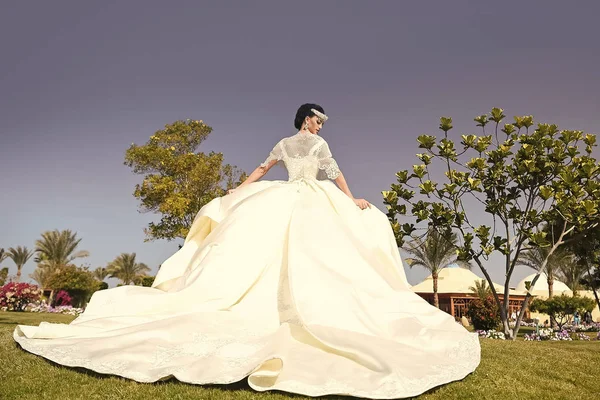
[1,1,599,288]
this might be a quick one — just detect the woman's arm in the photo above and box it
[334,172,371,209]
[228,159,278,194]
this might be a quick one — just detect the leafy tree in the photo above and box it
[529,294,596,329]
[383,108,600,339]
[107,253,151,285]
[403,229,468,308]
[469,279,493,300]
[124,119,247,242]
[46,264,99,307]
[6,246,35,282]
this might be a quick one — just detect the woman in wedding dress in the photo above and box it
[14,104,480,399]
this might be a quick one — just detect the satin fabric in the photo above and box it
[14,178,480,399]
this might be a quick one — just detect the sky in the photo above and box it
[1,0,599,288]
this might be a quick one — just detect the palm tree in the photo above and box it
[557,259,587,294]
[107,253,150,285]
[33,229,89,302]
[403,229,469,308]
[0,248,7,264]
[29,267,53,289]
[469,279,493,300]
[7,246,35,282]
[34,229,90,271]
[517,247,573,298]
[93,267,110,282]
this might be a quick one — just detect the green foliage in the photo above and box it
[138,276,155,287]
[0,268,8,286]
[6,246,35,282]
[529,294,596,329]
[107,253,151,285]
[467,296,502,331]
[34,230,90,268]
[97,281,109,290]
[469,279,493,300]
[124,119,247,241]
[45,264,98,307]
[384,107,600,339]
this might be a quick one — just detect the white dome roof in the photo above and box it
[410,266,507,294]
[514,272,572,297]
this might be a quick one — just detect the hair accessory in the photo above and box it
[311,108,328,122]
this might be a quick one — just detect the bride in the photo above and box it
[14,104,480,399]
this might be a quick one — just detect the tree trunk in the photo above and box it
[16,268,21,283]
[548,277,556,328]
[433,273,439,308]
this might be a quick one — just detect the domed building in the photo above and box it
[410,265,527,319]
[514,273,572,297]
[515,273,600,323]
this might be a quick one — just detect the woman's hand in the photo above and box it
[227,188,237,195]
[353,198,371,210]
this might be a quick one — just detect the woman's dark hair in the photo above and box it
[294,103,325,130]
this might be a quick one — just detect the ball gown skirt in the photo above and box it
[14,178,480,399]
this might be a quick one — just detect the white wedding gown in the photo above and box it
[14,131,480,399]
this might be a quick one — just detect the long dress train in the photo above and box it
[13,131,480,399]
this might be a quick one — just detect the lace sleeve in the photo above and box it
[316,141,341,180]
[260,140,284,168]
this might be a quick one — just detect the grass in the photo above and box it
[1,311,599,400]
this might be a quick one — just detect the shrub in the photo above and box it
[529,294,596,329]
[55,290,73,306]
[139,276,155,287]
[0,282,42,311]
[467,296,502,331]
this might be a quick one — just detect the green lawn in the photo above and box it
[1,311,599,400]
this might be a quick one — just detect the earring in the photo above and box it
[303,122,309,131]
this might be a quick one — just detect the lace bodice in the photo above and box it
[260,132,341,181]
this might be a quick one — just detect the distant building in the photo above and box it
[410,265,527,319]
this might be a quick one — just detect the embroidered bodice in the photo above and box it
[260,132,341,181]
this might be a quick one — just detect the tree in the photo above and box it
[0,267,8,286]
[557,259,587,294]
[560,224,600,311]
[403,229,468,308]
[124,119,247,242]
[383,108,600,339]
[0,248,6,264]
[107,253,151,285]
[6,246,35,282]
[34,230,90,271]
[33,229,89,302]
[529,294,596,330]
[517,246,574,298]
[469,279,493,300]
[93,267,110,282]
[46,264,99,307]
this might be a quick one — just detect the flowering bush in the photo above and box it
[476,329,506,340]
[523,328,593,341]
[466,296,502,331]
[55,290,73,306]
[26,303,83,316]
[0,282,43,311]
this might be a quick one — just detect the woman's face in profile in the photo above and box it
[306,115,324,135]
